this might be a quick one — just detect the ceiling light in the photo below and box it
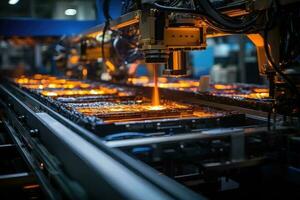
[65,9,77,16]
[8,0,19,5]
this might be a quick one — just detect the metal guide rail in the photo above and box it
[0,119,44,199]
[2,80,300,198]
[0,84,206,199]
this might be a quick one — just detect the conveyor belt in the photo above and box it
[2,76,300,200]
[0,83,207,200]
[12,75,250,135]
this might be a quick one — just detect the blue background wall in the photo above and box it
[0,18,98,36]
[0,0,215,78]
[0,0,122,36]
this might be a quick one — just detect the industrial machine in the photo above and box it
[81,0,300,114]
[1,0,300,199]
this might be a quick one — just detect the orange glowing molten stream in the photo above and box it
[152,65,160,107]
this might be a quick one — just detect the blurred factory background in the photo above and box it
[0,0,264,85]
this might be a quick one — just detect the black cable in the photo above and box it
[264,30,300,99]
[203,16,258,34]
[153,2,252,33]
[153,2,200,14]
[103,0,112,20]
[153,0,257,30]
[263,1,300,99]
[102,0,112,69]
[194,0,257,29]
[153,0,258,33]
[101,22,109,63]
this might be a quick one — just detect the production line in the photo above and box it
[127,76,270,98]
[0,0,300,199]
[0,71,296,199]
[12,75,249,135]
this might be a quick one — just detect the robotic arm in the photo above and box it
[82,0,300,115]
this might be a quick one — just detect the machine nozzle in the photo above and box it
[163,51,188,77]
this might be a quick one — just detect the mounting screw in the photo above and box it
[29,129,39,137]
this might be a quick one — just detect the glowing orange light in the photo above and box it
[82,68,88,78]
[148,105,165,111]
[253,88,269,93]
[214,84,235,90]
[152,65,160,106]
[105,60,116,72]
[40,88,117,97]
